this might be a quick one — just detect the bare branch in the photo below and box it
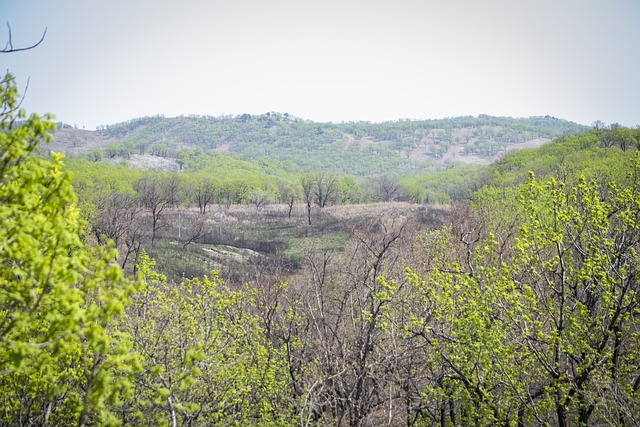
[1,22,47,53]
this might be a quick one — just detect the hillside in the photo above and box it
[7,65,640,426]
[51,114,588,175]
[67,124,640,285]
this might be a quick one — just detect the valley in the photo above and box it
[5,84,640,426]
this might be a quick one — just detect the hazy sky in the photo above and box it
[2,0,639,129]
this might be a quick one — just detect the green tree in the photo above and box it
[86,147,104,162]
[188,175,216,215]
[0,73,140,426]
[512,171,640,426]
[404,164,640,426]
[121,252,295,426]
[609,124,637,152]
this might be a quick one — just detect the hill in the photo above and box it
[8,65,640,425]
[51,114,588,175]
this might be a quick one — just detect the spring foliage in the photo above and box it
[0,73,140,426]
[2,67,640,426]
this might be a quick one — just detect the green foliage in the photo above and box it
[0,73,140,426]
[400,164,483,203]
[78,113,589,177]
[120,251,296,426]
[66,158,143,243]
[65,119,635,215]
[404,155,640,426]
[86,147,104,162]
[67,158,142,196]
[480,130,630,188]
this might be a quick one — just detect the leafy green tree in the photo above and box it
[0,73,140,426]
[404,162,640,426]
[121,252,295,426]
[339,175,366,204]
[188,175,216,214]
[86,147,104,162]
[609,124,638,151]
[511,171,640,426]
[104,144,119,158]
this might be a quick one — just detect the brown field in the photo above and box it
[146,201,450,284]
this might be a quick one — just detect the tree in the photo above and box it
[134,174,169,246]
[249,188,272,211]
[374,174,401,202]
[86,147,104,162]
[87,189,144,270]
[301,174,315,225]
[163,173,183,208]
[121,252,296,426]
[403,166,640,426]
[277,180,297,217]
[313,171,339,208]
[610,124,637,152]
[189,176,216,214]
[300,216,412,426]
[512,172,640,426]
[0,72,140,426]
[339,175,365,204]
[178,213,208,248]
[90,191,138,246]
[591,120,606,131]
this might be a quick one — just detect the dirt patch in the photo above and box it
[201,245,260,263]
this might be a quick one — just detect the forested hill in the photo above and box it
[51,113,587,175]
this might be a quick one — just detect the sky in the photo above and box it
[2,0,639,129]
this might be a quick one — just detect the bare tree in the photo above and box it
[374,175,401,202]
[300,216,413,426]
[314,171,339,208]
[301,174,315,225]
[134,175,169,246]
[277,181,297,218]
[91,191,138,247]
[180,214,207,248]
[164,173,183,208]
[121,212,145,272]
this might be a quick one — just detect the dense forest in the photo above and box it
[3,70,640,427]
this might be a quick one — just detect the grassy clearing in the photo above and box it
[150,202,449,284]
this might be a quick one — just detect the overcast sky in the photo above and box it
[2,0,639,129]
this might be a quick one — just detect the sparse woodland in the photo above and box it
[2,71,640,427]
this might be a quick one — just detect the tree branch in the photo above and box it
[1,22,47,53]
